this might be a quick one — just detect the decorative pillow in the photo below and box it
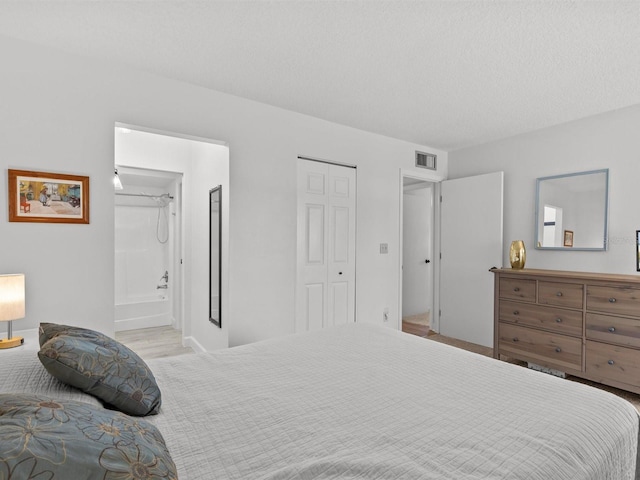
[37,323,162,416]
[39,322,117,347]
[0,393,176,479]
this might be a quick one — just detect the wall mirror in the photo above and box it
[636,231,640,272]
[209,186,221,326]
[535,169,609,251]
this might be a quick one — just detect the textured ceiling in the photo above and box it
[0,1,638,151]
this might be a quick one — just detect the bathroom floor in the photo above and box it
[115,326,194,361]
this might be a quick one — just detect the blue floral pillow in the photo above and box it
[38,323,161,416]
[0,393,176,479]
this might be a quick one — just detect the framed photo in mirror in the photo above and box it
[563,230,574,247]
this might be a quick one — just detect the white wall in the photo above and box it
[449,104,640,275]
[0,35,447,347]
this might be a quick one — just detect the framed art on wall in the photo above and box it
[563,229,574,247]
[8,169,90,224]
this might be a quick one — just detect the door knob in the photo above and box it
[425,259,431,264]
[338,272,343,275]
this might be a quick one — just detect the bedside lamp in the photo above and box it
[0,274,25,349]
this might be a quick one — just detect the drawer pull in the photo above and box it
[513,287,520,292]
[513,310,519,315]
[608,326,616,333]
[556,292,563,297]
[555,318,563,323]
[608,298,617,303]
[555,347,562,353]
[512,337,519,342]
[608,360,615,366]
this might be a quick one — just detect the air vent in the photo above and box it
[415,151,437,170]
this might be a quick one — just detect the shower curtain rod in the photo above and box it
[115,192,174,200]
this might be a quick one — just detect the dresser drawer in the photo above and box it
[499,278,536,303]
[538,281,583,309]
[499,300,582,336]
[586,313,640,348]
[498,322,582,371]
[585,340,640,388]
[587,285,640,317]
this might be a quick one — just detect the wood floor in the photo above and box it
[402,320,640,412]
[115,326,194,361]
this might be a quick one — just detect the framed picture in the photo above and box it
[8,169,89,224]
[563,230,574,247]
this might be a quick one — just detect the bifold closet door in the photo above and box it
[296,159,356,332]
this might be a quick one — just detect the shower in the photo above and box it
[116,191,173,244]
[114,166,182,332]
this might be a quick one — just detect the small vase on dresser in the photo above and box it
[509,240,526,269]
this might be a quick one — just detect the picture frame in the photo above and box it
[8,169,90,224]
[563,230,574,247]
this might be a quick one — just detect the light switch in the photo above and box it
[380,243,388,254]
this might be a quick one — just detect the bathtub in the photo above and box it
[115,294,172,332]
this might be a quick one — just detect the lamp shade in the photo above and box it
[0,274,25,322]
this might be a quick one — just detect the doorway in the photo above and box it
[400,178,435,337]
[398,168,444,336]
[114,166,182,332]
[114,124,230,353]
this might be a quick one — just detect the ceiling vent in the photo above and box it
[416,151,437,170]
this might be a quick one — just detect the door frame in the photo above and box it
[398,168,445,333]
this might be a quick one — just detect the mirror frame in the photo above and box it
[636,231,640,272]
[209,185,222,327]
[534,169,609,251]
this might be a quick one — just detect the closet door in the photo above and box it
[296,159,356,332]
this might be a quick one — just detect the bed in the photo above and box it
[2,323,639,479]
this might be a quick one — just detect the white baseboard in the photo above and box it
[183,336,206,353]
[115,315,172,332]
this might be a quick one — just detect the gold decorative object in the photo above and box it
[509,240,526,269]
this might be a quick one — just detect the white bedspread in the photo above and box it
[2,324,638,479]
[145,324,638,479]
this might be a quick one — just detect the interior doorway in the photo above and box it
[114,166,182,333]
[398,168,444,337]
[114,123,230,353]
[400,178,435,337]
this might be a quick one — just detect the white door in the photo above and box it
[296,159,356,332]
[440,172,503,347]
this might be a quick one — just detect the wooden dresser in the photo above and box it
[491,268,640,394]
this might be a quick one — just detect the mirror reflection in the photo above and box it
[535,169,608,251]
[210,186,221,326]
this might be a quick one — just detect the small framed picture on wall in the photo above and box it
[563,230,574,247]
[8,169,90,224]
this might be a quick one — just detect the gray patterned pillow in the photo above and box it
[37,323,162,416]
[0,393,176,479]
